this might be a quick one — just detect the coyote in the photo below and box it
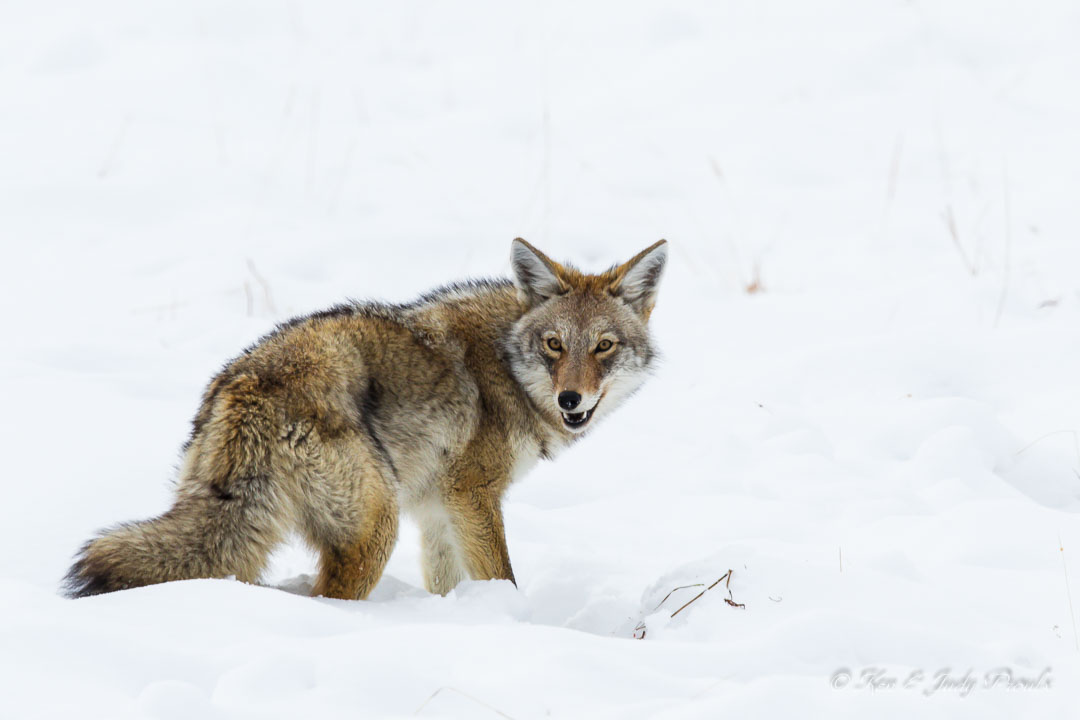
[65,239,667,600]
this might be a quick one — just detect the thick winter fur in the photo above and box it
[64,239,668,600]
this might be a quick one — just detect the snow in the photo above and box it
[2,0,1079,717]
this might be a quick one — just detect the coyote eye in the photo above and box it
[546,337,562,352]
[595,339,613,353]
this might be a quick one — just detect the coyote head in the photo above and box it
[505,238,668,435]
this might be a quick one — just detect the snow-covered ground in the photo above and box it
[2,1,1079,717]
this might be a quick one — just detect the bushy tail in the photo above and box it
[64,373,286,598]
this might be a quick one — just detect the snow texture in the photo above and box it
[2,1,1079,717]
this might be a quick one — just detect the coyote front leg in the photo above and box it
[444,486,516,586]
[417,502,467,596]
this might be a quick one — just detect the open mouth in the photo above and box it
[561,406,595,431]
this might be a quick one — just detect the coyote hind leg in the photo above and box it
[311,490,398,600]
[305,444,399,600]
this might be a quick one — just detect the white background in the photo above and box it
[1,1,1078,717]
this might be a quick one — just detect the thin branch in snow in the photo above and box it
[942,204,976,276]
[708,154,755,291]
[669,570,744,617]
[640,570,744,636]
[1060,535,1079,652]
[934,116,977,277]
[247,259,277,315]
[97,113,133,179]
[1014,429,1080,474]
[414,686,517,719]
[669,572,728,617]
[876,132,904,241]
[653,583,705,611]
[724,568,745,608]
[745,262,765,295]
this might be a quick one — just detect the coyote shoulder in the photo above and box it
[65,239,668,599]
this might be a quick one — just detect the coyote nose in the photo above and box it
[558,391,582,411]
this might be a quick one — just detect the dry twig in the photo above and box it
[653,583,705,611]
[670,570,744,618]
[634,569,746,638]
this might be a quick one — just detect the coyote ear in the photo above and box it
[612,240,668,319]
[511,238,567,306]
